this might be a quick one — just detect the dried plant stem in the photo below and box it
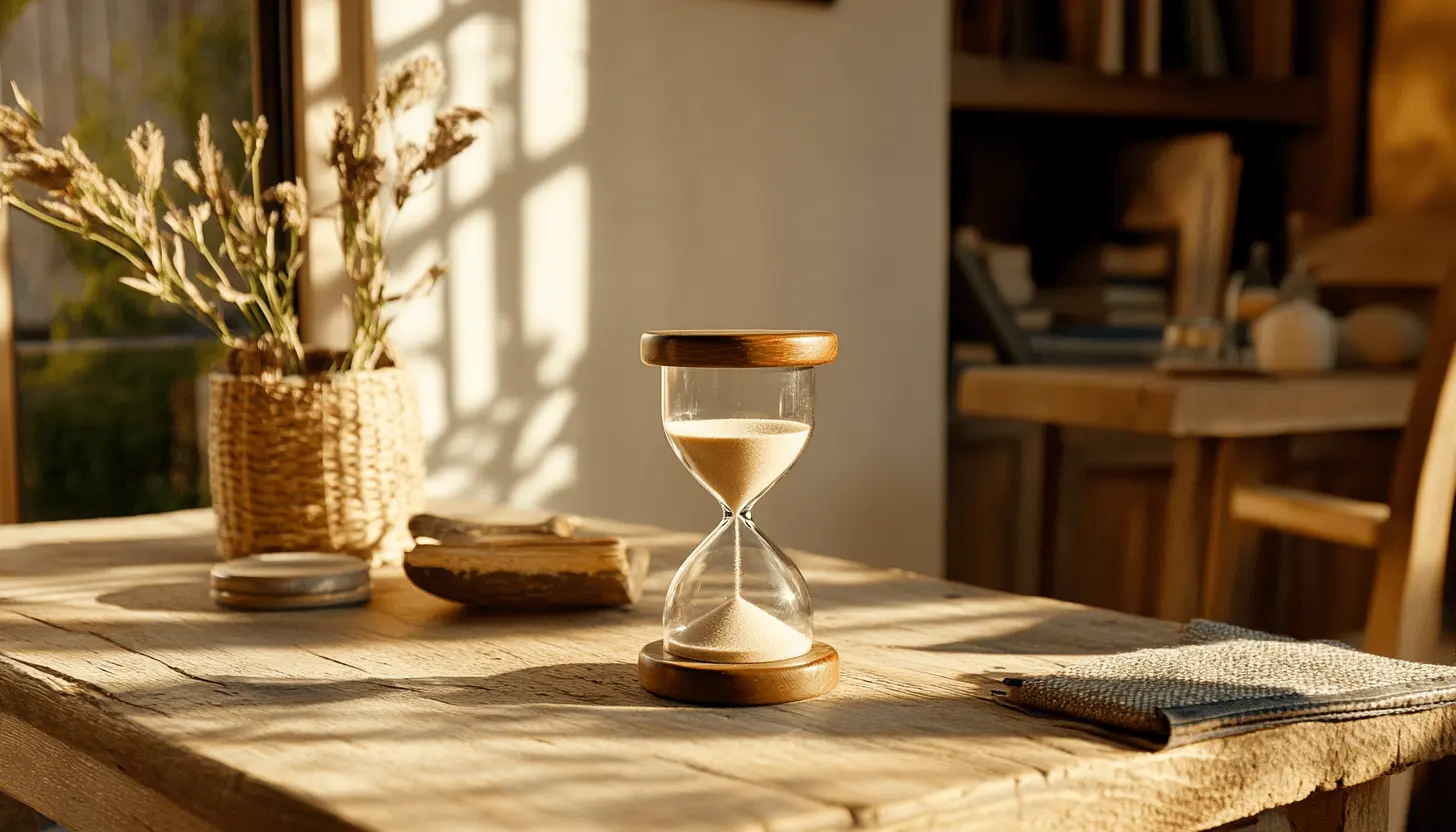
[0,56,484,377]
[7,196,147,274]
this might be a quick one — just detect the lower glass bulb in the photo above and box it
[662,513,813,664]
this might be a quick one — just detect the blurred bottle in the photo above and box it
[1236,242,1280,322]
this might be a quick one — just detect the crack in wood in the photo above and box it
[298,648,368,674]
[1,655,165,716]
[9,609,226,689]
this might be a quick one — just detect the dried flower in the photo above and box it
[0,149,73,193]
[9,82,40,128]
[394,106,486,208]
[125,123,165,193]
[264,179,309,234]
[173,159,201,192]
[326,56,489,368]
[0,58,486,376]
[374,56,444,118]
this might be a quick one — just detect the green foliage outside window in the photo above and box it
[9,2,250,520]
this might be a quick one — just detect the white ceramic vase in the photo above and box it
[1251,297,1338,374]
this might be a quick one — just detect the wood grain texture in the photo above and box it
[1286,0,1367,225]
[945,419,1043,594]
[0,507,1452,831]
[1155,439,1215,621]
[1202,438,1288,623]
[1230,485,1390,549]
[949,54,1321,125]
[0,709,219,832]
[638,641,839,706]
[640,330,838,368]
[1364,272,1456,662]
[957,367,1414,438]
[1045,429,1172,616]
[1284,776,1390,832]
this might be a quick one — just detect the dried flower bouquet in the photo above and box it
[0,56,487,377]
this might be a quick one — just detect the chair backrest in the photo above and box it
[1366,270,1456,659]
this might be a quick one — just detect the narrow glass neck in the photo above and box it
[722,506,754,522]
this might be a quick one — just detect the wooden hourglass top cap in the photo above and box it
[640,330,838,368]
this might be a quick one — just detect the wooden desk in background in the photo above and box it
[955,367,1416,623]
[0,508,1447,831]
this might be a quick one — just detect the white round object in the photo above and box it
[1339,304,1426,367]
[1251,298,1338,374]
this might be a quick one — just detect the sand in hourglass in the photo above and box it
[664,418,813,663]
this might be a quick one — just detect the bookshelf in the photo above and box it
[947,0,1369,349]
[951,54,1321,126]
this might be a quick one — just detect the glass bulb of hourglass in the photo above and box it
[662,415,814,663]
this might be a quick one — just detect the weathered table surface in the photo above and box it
[956,367,1414,438]
[0,507,1451,831]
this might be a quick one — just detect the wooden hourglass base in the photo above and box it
[637,641,839,706]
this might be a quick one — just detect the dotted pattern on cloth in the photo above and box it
[1003,620,1456,746]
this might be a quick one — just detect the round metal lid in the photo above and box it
[640,330,838,368]
[211,585,372,611]
[211,553,370,597]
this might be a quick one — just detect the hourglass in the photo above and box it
[637,330,839,706]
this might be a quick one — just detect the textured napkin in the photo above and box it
[1000,620,1456,748]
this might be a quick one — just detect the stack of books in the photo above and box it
[955,229,1054,335]
[1038,239,1172,332]
[957,0,1303,80]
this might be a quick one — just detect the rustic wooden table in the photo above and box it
[0,507,1448,831]
[956,367,1416,621]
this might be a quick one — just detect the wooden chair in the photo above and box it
[1204,272,1456,831]
[1205,272,1456,661]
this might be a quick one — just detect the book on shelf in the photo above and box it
[954,0,1299,83]
[954,228,1035,307]
[1062,0,1092,65]
[1029,332,1163,364]
[1015,306,1055,332]
[1136,0,1161,77]
[1061,235,1178,284]
[1094,0,1125,74]
[949,230,1036,364]
[952,341,1001,367]
[1237,0,1294,79]
[1186,0,1229,78]
[1102,241,1172,278]
[1037,284,1168,311]
[1115,133,1241,319]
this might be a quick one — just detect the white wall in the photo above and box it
[372,0,948,574]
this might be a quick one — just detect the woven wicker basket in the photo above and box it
[207,366,425,564]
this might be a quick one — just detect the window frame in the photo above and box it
[0,0,300,523]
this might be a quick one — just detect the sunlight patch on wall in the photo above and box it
[375,0,446,51]
[522,164,590,388]
[513,387,576,472]
[509,444,577,507]
[447,9,501,205]
[372,0,589,509]
[521,0,588,159]
[448,210,498,416]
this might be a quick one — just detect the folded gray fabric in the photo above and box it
[1000,620,1456,748]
